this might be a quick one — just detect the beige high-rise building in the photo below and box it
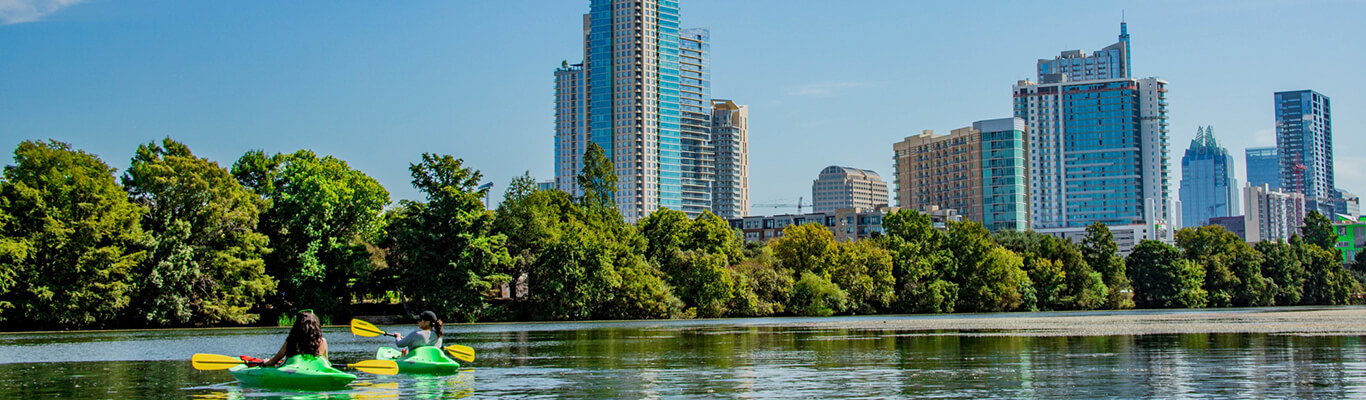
[711,100,749,219]
[812,166,888,213]
[893,118,1030,231]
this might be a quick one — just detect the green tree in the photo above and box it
[576,143,617,214]
[1127,240,1207,308]
[1175,225,1271,307]
[995,230,1107,311]
[829,239,896,314]
[386,154,512,322]
[881,210,957,313]
[1081,222,1133,309]
[122,139,276,326]
[0,140,146,328]
[771,223,836,276]
[1255,238,1306,305]
[639,208,690,265]
[1301,211,1338,251]
[666,250,735,317]
[789,272,847,316]
[1300,239,1358,305]
[728,247,791,317]
[232,150,390,318]
[529,220,622,320]
[948,221,1030,312]
[599,253,683,319]
[490,172,543,305]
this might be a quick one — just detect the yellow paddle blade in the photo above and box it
[191,353,244,370]
[346,359,399,375]
[443,344,475,363]
[350,319,386,337]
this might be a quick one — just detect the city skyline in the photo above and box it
[2,1,1364,215]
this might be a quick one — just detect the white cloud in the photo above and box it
[784,81,872,97]
[0,0,85,25]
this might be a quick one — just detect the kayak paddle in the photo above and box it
[350,318,389,337]
[191,353,399,375]
[443,344,475,363]
[352,319,476,363]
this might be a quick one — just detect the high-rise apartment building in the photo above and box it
[1244,183,1307,243]
[554,61,587,197]
[678,28,713,218]
[1036,22,1131,84]
[1245,146,1280,190]
[893,118,1030,231]
[1013,77,1170,231]
[1275,90,1334,215]
[1015,22,1171,246]
[812,166,889,214]
[1179,126,1239,228]
[554,1,745,222]
[710,99,748,219]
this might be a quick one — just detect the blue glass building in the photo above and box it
[554,0,686,222]
[1244,146,1279,190]
[1013,77,1170,230]
[1179,126,1239,228]
[1275,90,1334,215]
[678,28,712,218]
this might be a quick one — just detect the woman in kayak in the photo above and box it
[264,310,328,366]
[390,310,443,352]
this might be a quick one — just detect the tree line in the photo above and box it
[0,139,1359,330]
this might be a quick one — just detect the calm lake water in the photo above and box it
[2,311,1365,399]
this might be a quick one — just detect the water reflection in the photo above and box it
[2,317,1366,399]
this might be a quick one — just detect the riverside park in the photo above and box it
[3,307,1366,399]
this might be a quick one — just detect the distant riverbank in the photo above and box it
[778,306,1366,336]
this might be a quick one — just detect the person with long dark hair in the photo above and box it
[264,310,329,366]
[390,310,443,352]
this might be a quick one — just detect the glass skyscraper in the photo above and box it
[1179,126,1239,228]
[1275,90,1334,215]
[1014,77,1169,229]
[552,0,684,222]
[1245,146,1279,190]
[678,28,712,218]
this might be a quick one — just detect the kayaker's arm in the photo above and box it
[265,342,288,366]
[319,338,329,360]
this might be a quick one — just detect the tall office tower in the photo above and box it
[1179,126,1240,228]
[893,118,1030,231]
[1036,22,1131,84]
[553,0,691,222]
[1244,184,1307,243]
[1014,77,1169,232]
[1245,146,1280,189]
[710,99,749,219]
[812,166,889,214]
[1275,90,1334,216]
[554,61,587,197]
[677,28,713,218]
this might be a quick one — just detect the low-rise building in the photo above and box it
[1335,219,1366,263]
[1207,216,1247,240]
[728,206,961,242]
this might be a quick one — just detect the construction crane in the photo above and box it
[752,197,807,213]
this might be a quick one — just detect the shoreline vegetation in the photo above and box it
[1,139,1363,332]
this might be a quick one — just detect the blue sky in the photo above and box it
[2,0,1363,214]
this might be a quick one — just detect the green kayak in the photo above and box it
[377,346,461,375]
[228,354,356,390]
